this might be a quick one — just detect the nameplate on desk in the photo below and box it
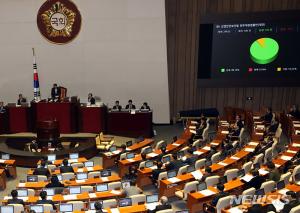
[101,177,109,182]
[280,155,293,161]
[295,130,300,135]
[255,132,264,135]
[127,159,135,162]
[217,162,228,166]
[125,148,132,151]
[221,131,229,134]
[77,168,84,173]
[68,159,78,163]
[199,189,215,196]
[189,126,196,130]
[18,183,26,187]
[211,142,219,146]
[287,150,297,154]
[253,116,260,119]
[147,153,158,158]
[230,156,240,160]
[292,143,300,147]
[293,121,300,124]
[63,194,78,200]
[191,121,198,124]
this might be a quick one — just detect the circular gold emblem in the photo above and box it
[37,0,82,44]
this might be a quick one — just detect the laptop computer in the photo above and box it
[109,146,117,152]
[255,188,265,196]
[27,175,38,182]
[69,186,81,194]
[47,154,56,162]
[69,153,79,159]
[277,180,285,190]
[100,170,111,177]
[122,181,131,189]
[143,147,153,154]
[1,153,10,160]
[0,206,14,213]
[43,188,55,196]
[145,161,154,168]
[17,189,28,197]
[59,203,73,213]
[30,205,44,213]
[76,172,88,180]
[145,194,159,211]
[187,165,196,173]
[167,170,177,178]
[162,156,171,164]
[84,161,94,167]
[126,141,133,147]
[237,169,245,177]
[119,198,132,207]
[126,153,135,159]
[96,184,108,192]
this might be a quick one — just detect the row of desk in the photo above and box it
[0,102,153,137]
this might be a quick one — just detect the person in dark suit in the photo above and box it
[140,102,150,110]
[0,101,6,113]
[123,165,138,182]
[151,162,166,184]
[211,183,229,207]
[261,107,273,124]
[88,93,96,105]
[148,196,171,213]
[266,161,280,182]
[45,175,64,188]
[166,153,185,172]
[94,201,105,213]
[112,100,122,111]
[195,117,207,138]
[36,191,56,210]
[247,203,276,213]
[33,161,50,177]
[17,94,27,105]
[29,139,39,152]
[7,190,25,205]
[282,191,300,213]
[245,169,265,190]
[289,105,300,119]
[230,115,244,137]
[206,146,218,160]
[51,83,60,99]
[125,100,136,110]
[200,167,213,181]
[60,159,74,173]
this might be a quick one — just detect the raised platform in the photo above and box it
[0,133,98,167]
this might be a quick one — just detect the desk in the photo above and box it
[0,169,6,190]
[0,112,8,134]
[31,102,77,133]
[0,159,17,178]
[107,111,153,137]
[75,205,147,213]
[28,165,103,175]
[102,139,154,169]
[79,106,106,133]
[7,106,31,133]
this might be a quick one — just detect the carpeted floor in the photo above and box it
[0,124,187,210]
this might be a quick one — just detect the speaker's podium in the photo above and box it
[36,120,60,148]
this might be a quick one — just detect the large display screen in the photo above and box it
[198,11,300,87]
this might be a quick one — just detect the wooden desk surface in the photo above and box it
[0,159,16,166]
[73,204,147,213]
[28,165,103,175]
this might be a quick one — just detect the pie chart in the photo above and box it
[250,38,279,64]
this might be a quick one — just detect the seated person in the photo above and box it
[17,94,27,105]
[264,118,279,137]
[244,169,265,190]
[0,102,6,113]
[29,140,39,152]
[45,175,64,188]
[261,107,273,124]
[33,160,50,177]
[51,83,60,100]
[7,190,25,205]
[112,100,122,111]
[229,115,244,137]
[201,167,213,181]
[60,159,74,173]
[220,139,234,158]
[266,161,280,182]
[151,162,166,184]
[282,191,300,213]
[125,99,136,110]
[140,102,150,110]
[94,201,106,213]
[88,93,96,105]
[194,117,207,139]
[210,183,229,207]
[166,153,185,172]
[36,191,56,210]
[141,153,147,161]
[206,146,218,160]
[184,147,198,165]
[247,203,276,213]
[156,146,167,162]
[123,165,138,182]
[148,196,172,213]
[121,179,142,197]
[289,105,300,119]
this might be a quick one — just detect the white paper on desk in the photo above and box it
[272,199,285,212]
[287,150,297,154]
[230,156,240,160]
[125,148,132,151]
[127,159,135,162]
[256,125,265,129]
[294,124,300,127]
[211,142,219,146]
[63,194,77,200]
[145,202,160,210]
[203,146,210,151]
[105,152,112,156]
[241,174,254,182]
[0,159,5,163]
[292,143,300,147]
[228,207,243,213]
[68,159,78,163]
[89,193,97,198]
[75,180,85,183]
[221,131,229,134]
[191,170,203,180]
[77,168,84,173]
[110,208,120,213]
[101,177,109,182]
[221,124,229,127]
[255,132,264,135]
[200,189,216,196]
[278,188,289,195]
[173,143,181,147]
[189,126,196,130]
[193,151,204,155]
[147,153,158,158]
[87,167,93,172]
[190,130,196,134]
[218,162,228,166]
[191,121,198,124]
[293,121,300,124]
[4,196,11,200]
[245,148,255,152]
[253,116,260,119]
[149,166,158,170]
[258,169,269,175]
[249,142,259,146]
[168,177,181,183]
[254,121,263,124]
[111,190,121,195]
[275,164,280,168]
[113,150,121,154]
[295,130,300,135]
[18,183,26,187]
[281,155,293,161]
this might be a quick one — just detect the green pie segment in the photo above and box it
[250,38,279,64]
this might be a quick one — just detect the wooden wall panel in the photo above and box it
[166,0,300,117]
